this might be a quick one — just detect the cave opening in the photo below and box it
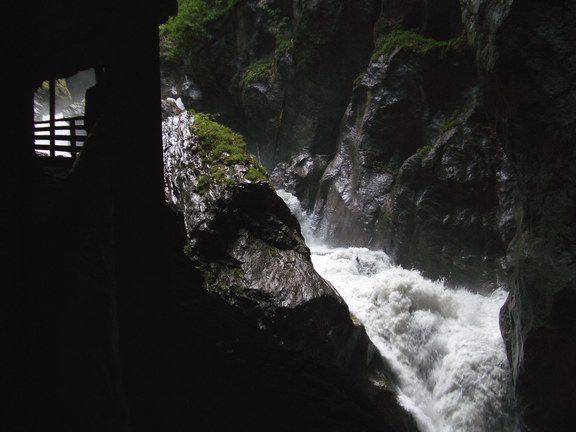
[9,1,576,431]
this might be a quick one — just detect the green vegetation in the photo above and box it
[192,112,268,185]
[416,145,433,156]
[196,175,210,194]
[241,61,272,86]
[260,4,290,29]
[233,268,243,279]
[259,4,293,53]
[372,30,465,61]
[267,245,279,258]
[353,73,364,88]
[201,266,217,286]
[370,160,400,176]
[38,79,72,104]
[275,31,293,52]
[193,112,245,157]
[245,165,268,182]
[183,241,194,255]
[210,165,235,187]
[439,111,464,134]
[161,0,238,58]
[199,264,242,305]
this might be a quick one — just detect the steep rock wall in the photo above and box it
[463,0,576,429]
[305,39,516,289]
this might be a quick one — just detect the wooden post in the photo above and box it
[49,79,56,158]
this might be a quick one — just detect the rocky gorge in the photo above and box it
[162,0,576,430]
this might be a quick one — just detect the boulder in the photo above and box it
[163,112,418,432]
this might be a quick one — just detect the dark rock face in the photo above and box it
[463,0,576,428]
[163,112,418,432]
[310,47,516,288]
[271,35,515,289]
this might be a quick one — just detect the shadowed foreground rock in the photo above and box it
[162,111,418,432]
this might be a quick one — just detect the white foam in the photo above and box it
[278,190,518,432]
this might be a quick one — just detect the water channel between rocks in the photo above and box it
[277,189,519,432]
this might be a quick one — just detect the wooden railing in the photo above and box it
[34,116,87,162]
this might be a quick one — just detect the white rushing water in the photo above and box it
[277,189,518,432]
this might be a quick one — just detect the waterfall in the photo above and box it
[276,189,519,432]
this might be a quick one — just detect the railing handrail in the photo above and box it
[34,115,86,124]
[34,115,87,163]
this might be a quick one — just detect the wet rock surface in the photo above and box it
[469,0,576,428]
[274,40,515,290]
[162,112,418,432]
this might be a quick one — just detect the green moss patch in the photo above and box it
[370,160,400,176]
[439,111,464,134]
[353,73,364,88]
[275,31,293,53]
[372,30,465,61]
[245,165,268,182]
[192,112,268,185]
[241,61,273,86]
[160,0,238,59]
[260,3,289,30]
[197,175,210,194]
[416,145,433,156]
[258,4,293,54]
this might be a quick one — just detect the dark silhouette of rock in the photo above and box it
[464,0,576,429]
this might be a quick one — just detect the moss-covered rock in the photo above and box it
[161,0,379,169]
[372,30,465,60]
[240,61,272,86]
[163,111,418,432]
[192,112,268,187]
[160,0,239,59]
